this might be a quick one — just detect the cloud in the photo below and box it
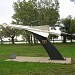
[0,0,17,24]
[59,0,75,18]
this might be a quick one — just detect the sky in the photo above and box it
[59,0,75,18]
[0,0,75,24]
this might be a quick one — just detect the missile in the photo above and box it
[1,24,75,38]
[1,24,62,37]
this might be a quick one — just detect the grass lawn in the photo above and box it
[0,43,75,75]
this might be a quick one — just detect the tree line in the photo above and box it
[0,0,75,44]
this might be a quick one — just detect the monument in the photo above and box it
[1,24,75,60]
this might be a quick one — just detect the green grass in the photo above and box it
[0,44,48,59]
[54,43,75,58]
[0,43,75,75]
[0,61,74,75]
[0,43,75,59]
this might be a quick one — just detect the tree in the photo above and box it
[0,26,4,44]
[61,16,75,43]
[1,23,21,44]
[69,18,75,42]
[2,27,16,44]
[70,0,75,3]
[12,0,59,44]
[35,0,59,25]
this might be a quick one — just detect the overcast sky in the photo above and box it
[0,0,75,24]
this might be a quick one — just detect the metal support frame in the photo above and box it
[32,32,64,60]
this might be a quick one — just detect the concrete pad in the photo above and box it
[6,56,71,64]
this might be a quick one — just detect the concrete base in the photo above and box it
[6,56,71,64]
